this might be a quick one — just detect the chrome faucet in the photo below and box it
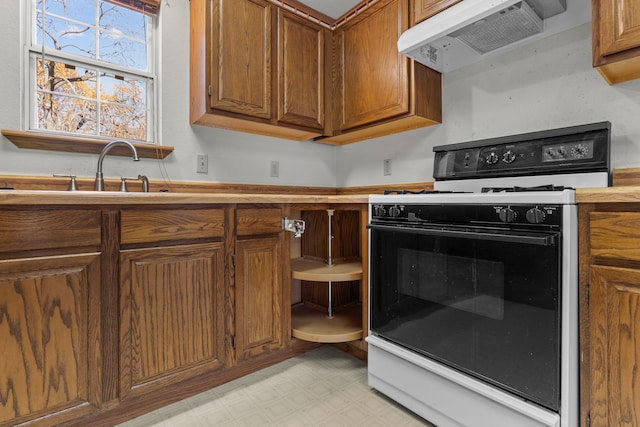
[95,140,140,191]
[138,174,149,192]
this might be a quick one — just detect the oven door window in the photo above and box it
[369,224,561,411]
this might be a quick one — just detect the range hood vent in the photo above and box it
[450,2,543,54]
[398,0,589,73]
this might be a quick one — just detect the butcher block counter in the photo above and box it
[0,190,369,427]
[0,189,369,205]
[577,186,640,203]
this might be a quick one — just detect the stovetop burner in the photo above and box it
[481,185,574,193]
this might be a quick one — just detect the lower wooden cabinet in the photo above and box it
[589,265,640,426]
[119,242,226,399]
[235,237,284,361]
[580,206,640,426]
[0,253,101,426]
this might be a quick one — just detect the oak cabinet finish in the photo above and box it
[0,203,310,426]
[119,242,226,399]
[0,209,102,427]
[593,0,640,84]
[191,0,324,141]
[191,0,441,144]
[277,9,325,130]
[234,207,286,361]
[412,0,462,25]
[210,0,272,119]
[322,0,441,145]
[580,206,640,426]
[235,237,283,360]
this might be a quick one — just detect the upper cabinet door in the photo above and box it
[210,0,272,119]
[413,0,462,25]
[336,0,410,131]
[277,10,325,130]
[597,0,640,57]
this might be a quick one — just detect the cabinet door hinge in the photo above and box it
[586,413,590,427]
[586,284,590,305]
[231,335,236,349]
[208,85,212,97]
[232,253,236,268]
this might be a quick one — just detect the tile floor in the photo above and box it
[117,345,435,427]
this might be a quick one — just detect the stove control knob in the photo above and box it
[502,150,516,164]
[486,152,499,165]
[388,205,401,218]
[526,207,546,224]
[499,207,517,223]
[373,205,386,217]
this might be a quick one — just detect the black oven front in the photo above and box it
[368,202,563,412]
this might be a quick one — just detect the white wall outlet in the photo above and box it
[197,154,208,173]
[383,158,392,176]
[270,160,280,177]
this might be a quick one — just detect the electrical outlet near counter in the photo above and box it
[197,154,208,173]
[383,158,392,176]
[270,160,280,177]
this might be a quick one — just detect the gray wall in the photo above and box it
[1,1,639,189]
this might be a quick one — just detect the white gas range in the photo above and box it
[366,122,611,427]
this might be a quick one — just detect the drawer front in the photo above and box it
[590,211,640,262]
[121,208,225,245]
[236,207,282,236]
[0,209,101,253]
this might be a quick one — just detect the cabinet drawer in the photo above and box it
[121,208,225,245]
[236,208,282,236]
[0,209,101,253]
[590,211,640,261]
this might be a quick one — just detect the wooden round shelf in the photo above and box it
[290,258,362,282]
[291,304,363,343]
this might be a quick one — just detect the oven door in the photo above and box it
[368,222,562,412]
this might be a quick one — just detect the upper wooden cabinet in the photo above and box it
[412,0,462,25]
[190,0,324,140]
[190,0,441,145]
[210,0,272,119]
[277,9,325,130]
[321,0,441,144]
[593,0,640,84]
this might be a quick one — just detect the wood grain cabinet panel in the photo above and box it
[337,0,409,130]
[235,237,283,361]
[589,265,640,427]
[412,0,462,25]
[121,208,225,245]
[210,0,272,119]
[0,253,101,426]
[589,211,640,262]
[119,242,225,399]
[236,207,282,236]
[277,9,325,130]
[0,209,100,255]
[322,0,441,144]
[593,0,640,84]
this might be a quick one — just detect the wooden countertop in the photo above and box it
[6,187,640,205]
[0,190,369,205]
[576,187,640,203]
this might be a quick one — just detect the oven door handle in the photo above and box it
[367,224,558,246]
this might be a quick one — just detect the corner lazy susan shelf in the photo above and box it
[289,210,363,343]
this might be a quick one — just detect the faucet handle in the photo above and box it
[119,177,128,192]
[53,174,79,191]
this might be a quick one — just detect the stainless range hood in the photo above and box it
[398,0,591,73]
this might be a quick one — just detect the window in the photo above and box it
[27,0,158,143]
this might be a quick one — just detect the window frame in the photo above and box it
[22,0,160,145]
